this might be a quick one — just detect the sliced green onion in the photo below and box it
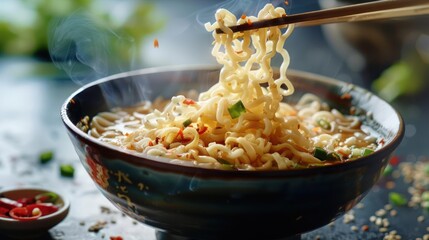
[383,164,393,176]
[35,192,59,203]
[350,148,363,158]
[389,192,407,206]
[60,164,75,177]
[317,119,331,130]
[228,100,246,119]
[217,158,232,165]
[327,152,341,161]
[362,148,374,156]
[216,159,235,170]
[39,151,54,164]
[314,147,328,161]
[183,119,192,128]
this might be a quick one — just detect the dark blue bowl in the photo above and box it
[61,65,404,240]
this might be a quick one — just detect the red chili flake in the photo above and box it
[155,137,160,144]
[284,0,289,5]
[389,156,400,166]
[110,236,123,240]
[241,14,246,19]
[148,141,154,147]
[153,38,159,48]
[70,99,76,104]
[247,19,253,26]
[198,125,208,135]
[361,225,369,232]
[183,99,196,105]
[341,93,352,100]
[176,129,185,140]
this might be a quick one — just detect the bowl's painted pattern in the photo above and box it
[62,66,404,240]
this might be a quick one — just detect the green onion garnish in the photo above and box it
[362,148,374,156]
[317,119,331,130]
[228,100,246,119]
[327,152,341,161]
[35,192,59,203]
[216,159,235,170]
[383,164,393,176]
[39,151,54,164]
[389,192,407,206]
[60,164,75,177]
[217,158,232,165]
[183,119,192,128]
[314,147,328,161]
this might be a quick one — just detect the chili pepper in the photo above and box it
[198,125,208,135]
[17,197,35,206]
[0,198,23,210]
[26,203,59,216]
[183,99,195,105]
[9,207,42,221]
[0,207,9,217]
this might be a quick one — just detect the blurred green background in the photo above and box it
[0,0,163,58]
[0,0,428,101]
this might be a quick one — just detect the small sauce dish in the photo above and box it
[0,187,70,239]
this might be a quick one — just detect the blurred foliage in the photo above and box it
[372,50,428,102]
[0,0,164,58]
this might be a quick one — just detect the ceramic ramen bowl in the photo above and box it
[61,65,404,240]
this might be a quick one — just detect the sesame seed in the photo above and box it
[418,216,425,222]
[351,226,358,232]
[379,227,388,233]
[390,209,398,217]
[376,209,387,217]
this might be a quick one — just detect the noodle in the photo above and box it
[81,4,378,170]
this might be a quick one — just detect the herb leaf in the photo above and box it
[228,100,246,119]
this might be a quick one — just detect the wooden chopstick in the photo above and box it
[215,0,429,34]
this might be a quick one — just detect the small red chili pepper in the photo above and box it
[0,198,23,210]
[198,125,208,135]
[176,129,185,140]
[0,207,9,217]
[17,197,35,206]
[110,236,123,240]
[183,99,196,105]
[26,203,59,216]
[9,207,42,221]
[389,156,400,166]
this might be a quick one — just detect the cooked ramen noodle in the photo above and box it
[81,4,378,170]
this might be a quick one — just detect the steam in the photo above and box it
[48,12,136,86]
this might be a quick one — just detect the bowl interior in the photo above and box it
[63,65,403,162]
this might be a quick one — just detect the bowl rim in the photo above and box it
[61,64,405,177]
[0,187,70,223]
